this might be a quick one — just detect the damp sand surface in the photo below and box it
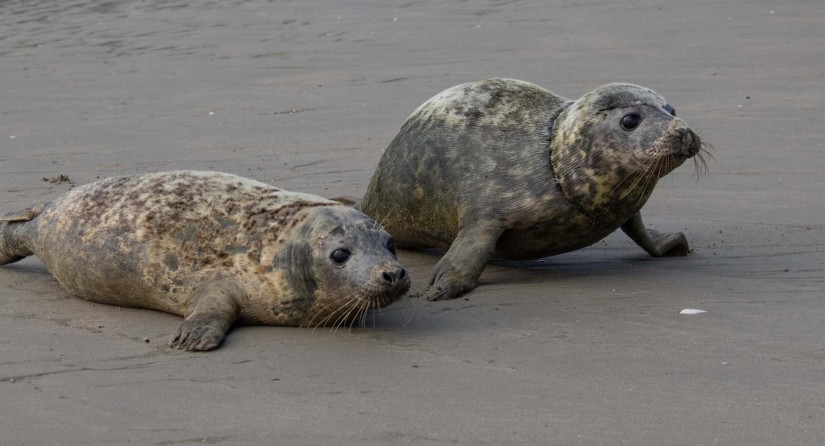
[1,1,825,445]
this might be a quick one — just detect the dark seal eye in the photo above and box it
[620,113,641,131]
[330,248,351,265]
[386,238,396,255]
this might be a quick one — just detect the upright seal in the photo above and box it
[1,171,410,350]
[359,78,708,300]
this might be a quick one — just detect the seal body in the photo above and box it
[1,171,410,350]
[359,78,704,300]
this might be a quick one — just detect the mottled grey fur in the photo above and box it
[359,78,704,300]
[1,171,409,350]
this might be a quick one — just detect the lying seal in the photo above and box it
[0,171,410,350]
[359,78,709,300]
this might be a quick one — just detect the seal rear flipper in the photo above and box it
[0,203,46,265]
[169,279,242,351]
[0,203,46,222]
[621,212,690,257]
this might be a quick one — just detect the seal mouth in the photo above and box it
[649,127,712,177]
[364,273,411,309]
[302,280,410,330]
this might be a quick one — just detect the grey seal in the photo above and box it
[1,171,410,350]
[358,78,708,300]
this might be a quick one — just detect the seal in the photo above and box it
[358,78,709,301]
[0,171,410,350]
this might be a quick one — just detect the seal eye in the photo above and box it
[386,238,396,255]
[330,248,351,265]
[620,113,641,131]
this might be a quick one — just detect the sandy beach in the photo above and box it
[2,1,824,444]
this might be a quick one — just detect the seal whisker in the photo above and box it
[307,306,336,331]
[640,157,663,206]
[310,294,360,330]
[346,295,367,330]
[331,295,364,330]
[330,294,363,333]
[350,295,369,329]
[305,298,342,330]
[373,202,400,232]
[618,158,655,200]
[383,203,400,228]
[326,304,351,333]
[626,156,658,205]
[353,297,372,330]
[360,298,371,328]
[337,297,366,333]
[693,143,714,177]
[365,295,384,328]
[305,304,332,331]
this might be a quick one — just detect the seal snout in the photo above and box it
[674,127,702,158]
[667,118,701,158]
[372,262,411,301]
[382,265,408,286]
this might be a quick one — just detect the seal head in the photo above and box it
[275,206,410,329]
[551,83,702,227]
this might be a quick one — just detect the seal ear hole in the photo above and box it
[330,248,351,265]
[386,238,396,255]
[620,113,642,131]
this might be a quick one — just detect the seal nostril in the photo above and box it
[382,267,407,284]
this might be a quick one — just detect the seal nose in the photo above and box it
[675,127,701,157]
[382,266,408,286]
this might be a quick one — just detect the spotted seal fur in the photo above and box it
[358,78,708,300]
[1,171,410,350]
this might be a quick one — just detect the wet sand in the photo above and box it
[2,1,824,444]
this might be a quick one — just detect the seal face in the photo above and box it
[0,171,410,351]
[358,78,708,301]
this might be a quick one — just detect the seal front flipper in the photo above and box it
[620,212,690,257]
[413,222,504,301]
[169,277,241,351]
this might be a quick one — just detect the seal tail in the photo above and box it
[0,203,44,265]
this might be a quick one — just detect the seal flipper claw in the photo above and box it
[414,223,503,301]
[621,212,690,257]
[413,282,466,302]
[170,318,229,351]
[169,279,241,351]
